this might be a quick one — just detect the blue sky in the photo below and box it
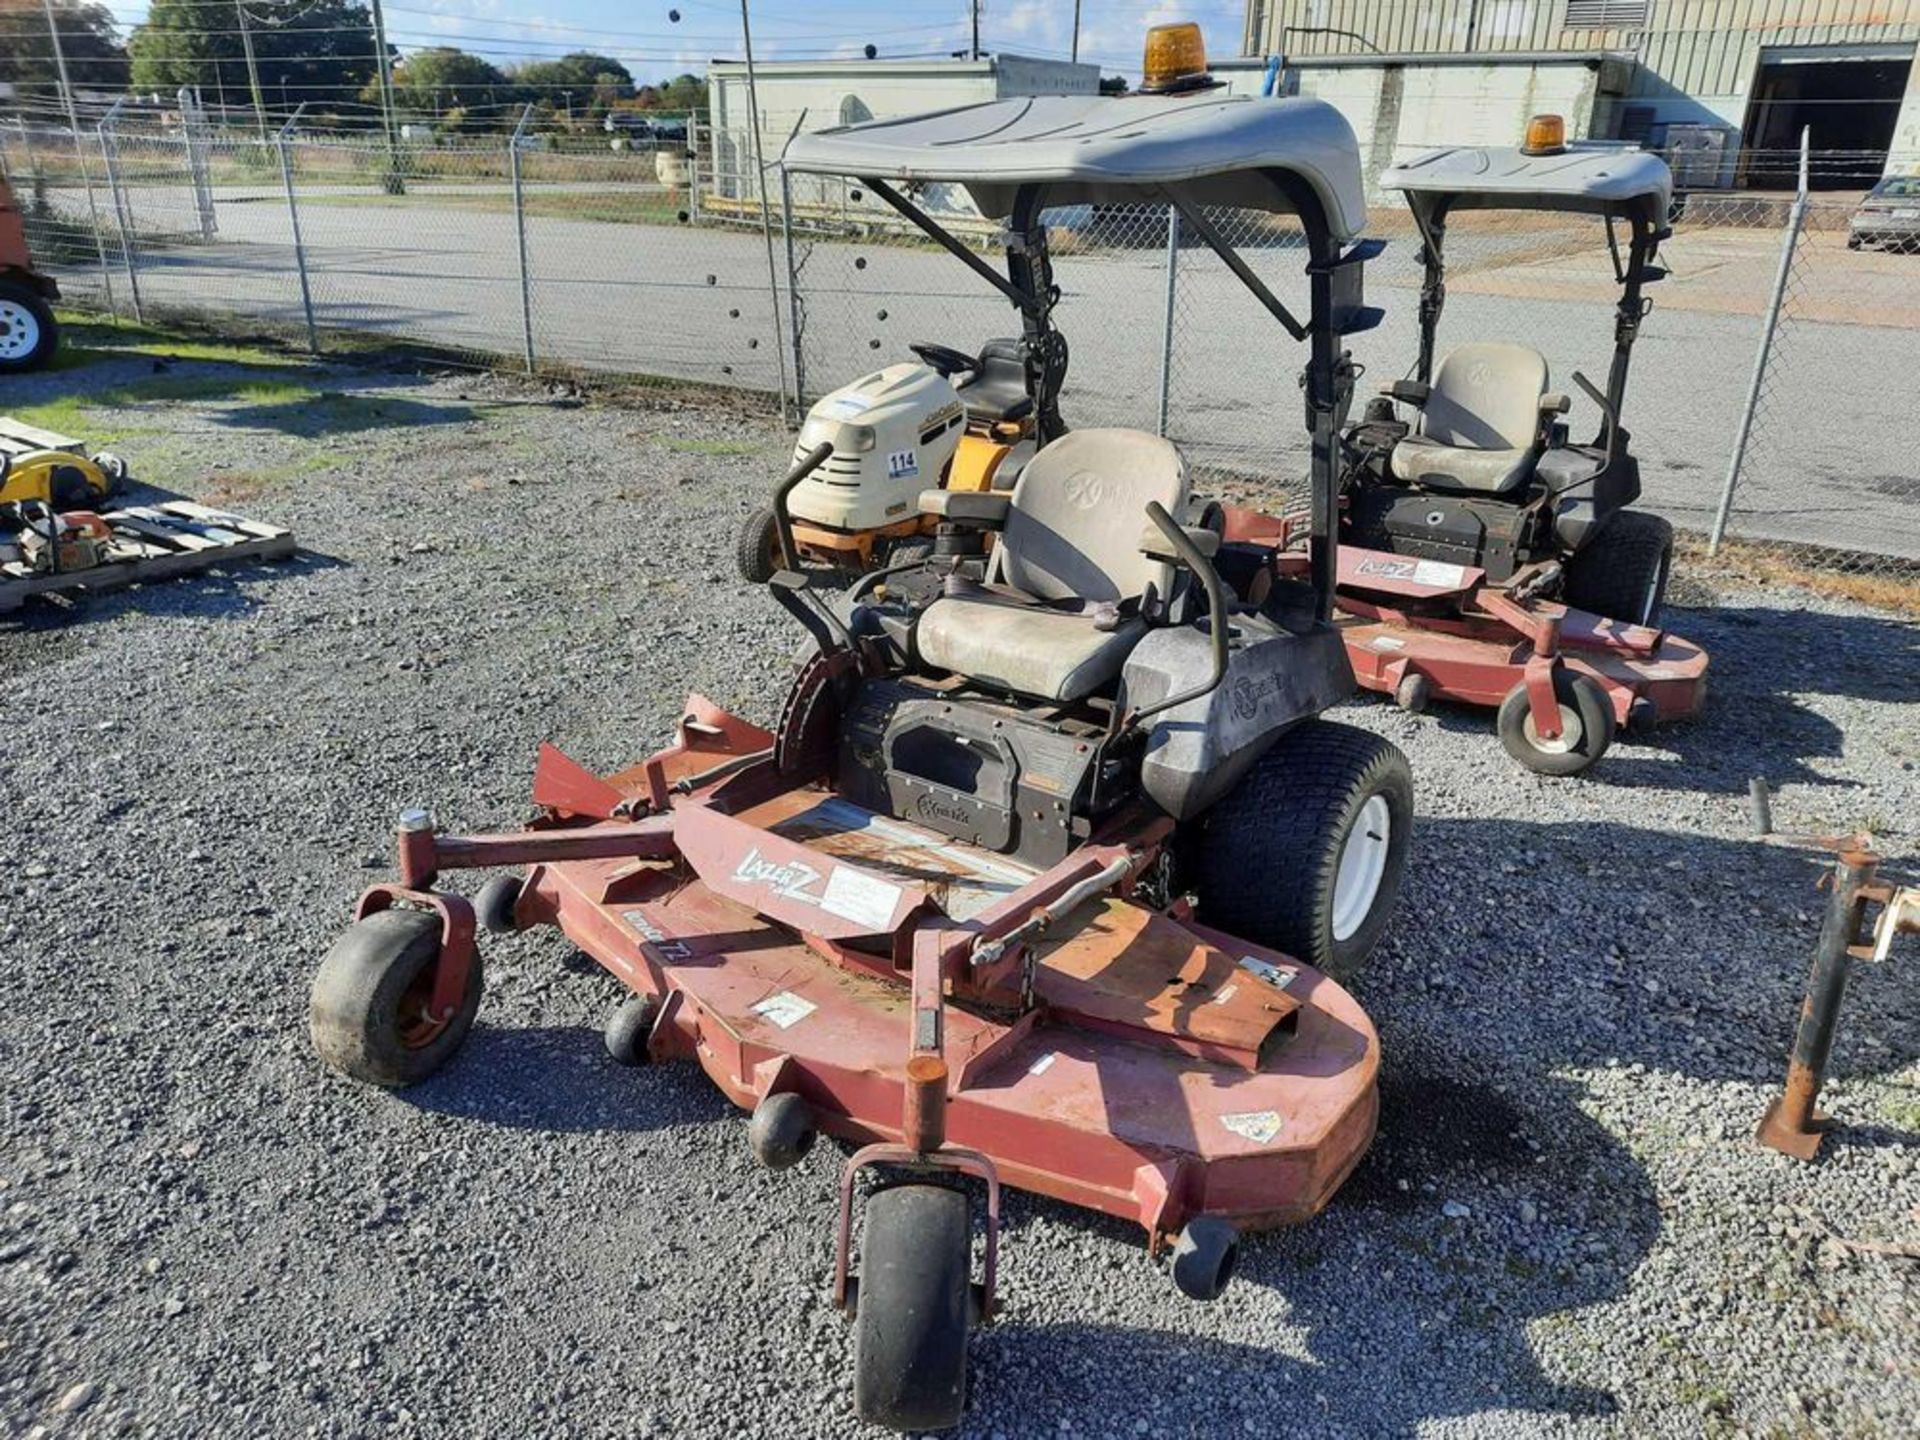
[102,1,1251,85]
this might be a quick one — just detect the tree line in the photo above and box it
[0,0,705,132]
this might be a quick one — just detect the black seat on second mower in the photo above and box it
[916,428,1186,703]
[953,338,1034,425]
[1390,341,1554,497]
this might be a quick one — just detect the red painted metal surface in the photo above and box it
[389,717,1380,1244]
[354,883,477,1024]
[1335,545,1708,728]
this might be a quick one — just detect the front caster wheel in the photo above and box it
[736,506,780,583]
[1497,670,1615,777]
[1171,1215,1240,1302]
[603,994,658,1066]
[310,909,482,1087]
[854,1183,971,1431]
[1394,670,1431,714]
[748,1091,816,1169]
[474,873,524,935]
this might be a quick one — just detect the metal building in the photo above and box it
[1241,1,1920,186]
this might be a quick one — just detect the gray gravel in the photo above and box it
[2,347,1916,1439]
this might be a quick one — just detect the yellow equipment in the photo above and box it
[0,448,120,510]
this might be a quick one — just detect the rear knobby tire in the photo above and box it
[736,507,780,583]
[854,1184,971,1432]
[1496,670,1615,777]
[310,909,482,1088]
[1561,510,1673,627]
[0,280,57,373]
[1187,720,1413,980]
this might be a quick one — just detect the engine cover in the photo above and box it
[1345,485,1538,582]
[835,678,1124,868]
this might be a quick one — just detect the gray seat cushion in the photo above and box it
[917,596,1146,702]
[1390,341,1549,496]
[1390,435,1536,495]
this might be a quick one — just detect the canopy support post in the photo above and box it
[860,177,1040,319]
[1163,190,1307,342]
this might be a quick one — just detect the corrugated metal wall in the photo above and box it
[1259,0,1920,78]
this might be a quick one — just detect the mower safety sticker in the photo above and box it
[1411,560,1467,588]
[1220,1110,1284,1145]
[751,991,817,1030]
[1210,983,1239,1006]
[1027,1051,1057,1076]
[1370,636,1407,651]
[820,866,904,930]
[885,449,920,480]
[1238,956,1299,991]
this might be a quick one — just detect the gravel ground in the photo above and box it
[2,349,1916,1440]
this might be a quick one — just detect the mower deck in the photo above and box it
[515,781,1378,1238]
[1334,546,1707,728]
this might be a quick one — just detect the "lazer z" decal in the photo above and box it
[732,848,823,905]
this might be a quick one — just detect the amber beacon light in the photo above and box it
[1140,21,1212,93]
[1521,113,1568,155]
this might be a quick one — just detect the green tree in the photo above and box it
[371,47,508,126]
[0,2,127,103]
[128,0,376,116]
[511,51,632,125]
[655,72,705,114]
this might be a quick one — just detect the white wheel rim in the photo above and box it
[0,300,40,360]
[1331,794,1391,943]
[1524,704,1582,755]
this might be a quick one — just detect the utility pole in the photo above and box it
[971,0,981,61]
[1071,0,1081,64]
[366,0,403,192]
[739,0,791,420]
[40,0,117,313]
[236,3,267,139]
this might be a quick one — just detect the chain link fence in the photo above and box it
[3,112,1915,582]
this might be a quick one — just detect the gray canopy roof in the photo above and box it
[783,92,1368,242]
[1382,144,1673,221]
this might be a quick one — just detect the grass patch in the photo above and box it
[660,436,763,456]
[1679,533,1920,612]
[299,187,689,227]
[53,312,314,371]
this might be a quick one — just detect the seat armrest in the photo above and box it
[1381,379,1431,406]
[920,489,1011,525]
[1538,391,1570,415]
[1138,521,1221,564]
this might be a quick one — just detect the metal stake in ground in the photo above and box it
[276,105,318,355]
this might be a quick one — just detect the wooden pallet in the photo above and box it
[0,417,91,462]
[1,500,296,614]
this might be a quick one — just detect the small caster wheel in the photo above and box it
[1626,695,1659,737]
[474,873,524,935]
[1394,671,1431,714]
[604,994,658,1066]
[1496,670,1615,777]
[854,1183,971,1430]
[310,909,482,1088]
[747,1091,817,1169]
[1170,1215,1239,1302]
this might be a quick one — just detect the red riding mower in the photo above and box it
[312,44,1412,1434]
[1330,117,1708,776]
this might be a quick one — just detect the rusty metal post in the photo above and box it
[1756,848,1879,1160]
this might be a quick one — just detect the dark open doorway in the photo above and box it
[1739,48,1914,190]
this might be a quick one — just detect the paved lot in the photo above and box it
[1,347,1915,1439]
[31,182,1920,563]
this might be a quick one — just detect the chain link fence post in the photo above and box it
[1156,205,1180,438]
[1709,129,1808,556]
[780,162,805,407]
[274,106,319,355]
[509,105,536,375]
[179,87,217,242]
[97,99,141,324]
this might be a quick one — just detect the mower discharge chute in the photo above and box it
[314,58,1409,1434]
[1332,126,1708,775]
